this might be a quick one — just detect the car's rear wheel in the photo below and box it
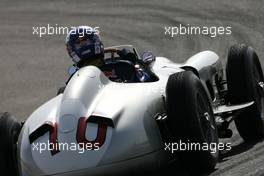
[226,44,264,142]
[166,71,218,172]
[0,112,21,176]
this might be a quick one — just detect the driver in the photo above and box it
[65,26,151,83]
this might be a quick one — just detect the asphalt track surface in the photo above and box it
[0,0,264,175]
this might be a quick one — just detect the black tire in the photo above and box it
[0,112,22,176]
[226,44,264,141]
[166,71,218,172]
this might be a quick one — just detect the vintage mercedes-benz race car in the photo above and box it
[1,44,264,176]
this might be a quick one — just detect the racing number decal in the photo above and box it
[29,122,60,156]
[76,117,108,149]
[50,123,60,155]
[29,116,108,156]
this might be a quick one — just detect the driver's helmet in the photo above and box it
[66,26,104,67]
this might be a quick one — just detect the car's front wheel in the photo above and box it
[166,71,218,172]
[0,112,21,176]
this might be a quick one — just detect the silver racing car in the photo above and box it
[1,44,264,175]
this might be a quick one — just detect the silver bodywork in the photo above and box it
[17,49,220,176]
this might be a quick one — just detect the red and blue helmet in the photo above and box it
[66,26,104,65]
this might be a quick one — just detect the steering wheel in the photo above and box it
[104,48,138,82]
[112,60,137,82]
